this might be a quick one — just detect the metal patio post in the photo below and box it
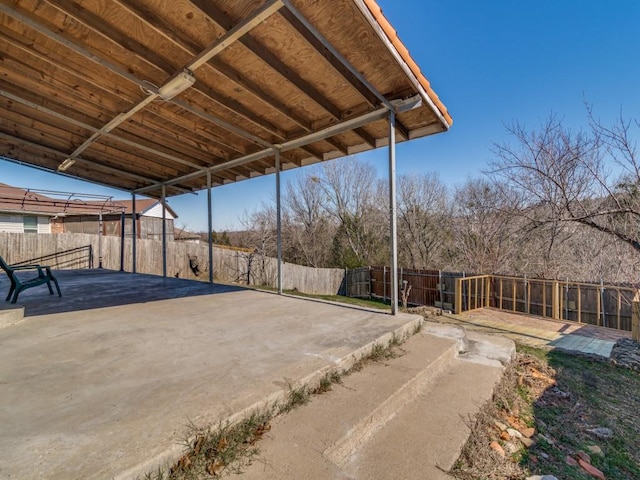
[132,193,137,273]
[98,211,103,268]
[207,171,214,284]
[388,111,398,314]
[119,211,125,271]
[162,184,167,278]
[276,148,283,295]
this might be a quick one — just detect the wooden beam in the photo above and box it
[113,0,314,133]
[47,0,286,141]
[324,137,349,156]
[278,7,380,108]
[190,0,343,120]
[0,131,193,192]
[353,127,376,147]
[0,2,282,168]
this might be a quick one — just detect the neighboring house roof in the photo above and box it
[0,183,93,216]
[108,199,178,218]
[0,183,178,218]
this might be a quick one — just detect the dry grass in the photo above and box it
[451,345,640,480]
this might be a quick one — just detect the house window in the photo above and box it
[23,216,38,233]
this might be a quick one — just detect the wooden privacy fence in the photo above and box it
[357,266,461,310]
[489,275,637,332]
[0,232,344,296]
[345,266,639,339]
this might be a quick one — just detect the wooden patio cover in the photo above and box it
[0,0,452,198]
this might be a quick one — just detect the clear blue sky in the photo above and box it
[2,0,639,231]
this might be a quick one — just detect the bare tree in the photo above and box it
[236,207,277,285]
[489,112,640,255]
[319,158,386,267]
[283,168,335,267]
[450,179,524,274]
[397,173,450,268]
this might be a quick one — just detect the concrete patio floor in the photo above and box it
[0,270,421,480]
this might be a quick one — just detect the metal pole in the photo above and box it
[388,111,398,314]
[119,211,125,271]
[275,148,283,295]
[98,211,103,268]
[131,193,137,274]
[207,171,214,284]
[162,184,167,278]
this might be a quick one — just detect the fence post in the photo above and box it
[565,279,569,321]
[455,277,463,314]
[344,268,348,297]
[632,290,640,342]
[577,285,582,324]
[485,275,491,308]
[600,280,606,328]
[383,266,387,303]
[552,280,559,319]
[524,275,529,314]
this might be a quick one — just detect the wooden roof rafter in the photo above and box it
[0,0,452,198]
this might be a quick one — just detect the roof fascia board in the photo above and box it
[351,0,451,129]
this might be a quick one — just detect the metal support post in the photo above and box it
[119,211,125,271]
[388,111,398,314]
[275,148,283,295]
[131,193,137,273]
[162,184,167,278]
[98,211,103,268]
[207,172,214,284]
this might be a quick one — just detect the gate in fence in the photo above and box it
[349,267,461,310]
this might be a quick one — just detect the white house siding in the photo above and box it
[144,203,175,220]
[0,215,51,233]
[0,215,24,233]
[37,216,51,234]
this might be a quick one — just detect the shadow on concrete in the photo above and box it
[0,269,246,317]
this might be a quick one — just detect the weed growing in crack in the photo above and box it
[277,385,310,415]
[143,412,271,480]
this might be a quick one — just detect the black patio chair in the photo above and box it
[0,255,62,304]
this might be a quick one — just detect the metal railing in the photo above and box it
[11,245,94,270]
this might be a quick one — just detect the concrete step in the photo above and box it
[233,325,514,480]
[0,302,24,329]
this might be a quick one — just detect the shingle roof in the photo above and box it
[0,183,175,217]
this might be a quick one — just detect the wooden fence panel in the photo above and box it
[345,267,369,298]
[0,233,344,296]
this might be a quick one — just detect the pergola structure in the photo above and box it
[0,0,452,313]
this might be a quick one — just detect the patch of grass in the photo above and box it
[277,384,311,415]
[451,343,640,480]
[253,286,391,310]
[311,370,343,395]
